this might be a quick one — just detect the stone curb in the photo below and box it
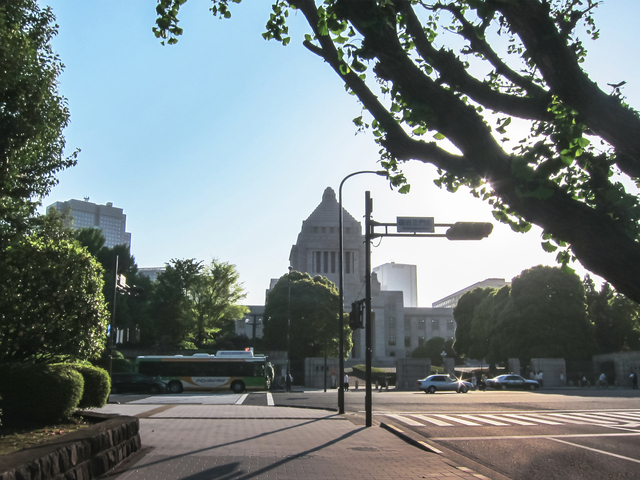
[0,414,140,480]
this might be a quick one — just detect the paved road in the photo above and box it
[109,388,640,479]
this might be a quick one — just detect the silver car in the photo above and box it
[416,374,473,394]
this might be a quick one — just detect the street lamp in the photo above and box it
[338,170,387,414]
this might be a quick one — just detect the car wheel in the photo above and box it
[231,381,245,394]
[149,385,160,394]
[427,386,436,394]
[501,384,507,390]
[168,381,183,393]
[529,384,538,390]
[459,386,468,393]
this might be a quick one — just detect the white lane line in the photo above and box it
[548,437,640,464]
[506,414,562,425]
[459,415,509,426]
[411,414,454,427]
[386,414,424,426]
[431,432,640,442]
[235,394,248,405]
[266,392,274,406]
[435,414,481,426]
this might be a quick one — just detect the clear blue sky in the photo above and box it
[38,0,639,306]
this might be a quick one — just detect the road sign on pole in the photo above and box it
[396,217,434,233]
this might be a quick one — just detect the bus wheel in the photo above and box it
[168,381,183,393]
[231,381,245,393]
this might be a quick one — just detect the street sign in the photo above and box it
[396,217,434,233]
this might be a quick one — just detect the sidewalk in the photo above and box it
[95,404,491,480]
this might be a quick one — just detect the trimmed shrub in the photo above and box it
[92,350,134,373]
[73,364,111,409]
[351,364,396,386]
[0,363,84,424]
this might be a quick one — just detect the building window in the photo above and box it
[431,319,440,330]
[418,336,425,346]
[404,336,411,347]
[388,335,396,346]
[331,251,336,274]
[447,319,454,330]
[419,318,425,324]
[404,319,411,330]
[388,317,396,329]
[323,251,329,273]
[315,251,321,273]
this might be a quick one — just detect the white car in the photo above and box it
[416,374,473,394]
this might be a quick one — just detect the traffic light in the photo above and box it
[445,222,493,240]
[349,300,364,329]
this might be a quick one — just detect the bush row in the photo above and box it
[351,364,397,386]
[0,363,110,425]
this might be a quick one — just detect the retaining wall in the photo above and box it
[0,414,140,480]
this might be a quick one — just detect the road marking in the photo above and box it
[459,415,510,426]
[235,394,248,405]
[506,414,562,425]
[555,413,618,424]
[435,414,481,426]
[478,414,535,426]
[386,414,424,426]
[548,437,640,465]
[266,392,274,406]
[431,432,640,442]
[412,414,454,427]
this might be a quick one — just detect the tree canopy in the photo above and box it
[150,258,248,349]
[154,0,640,304]
[263,270,351,361]
[0,221,109,364]
[0,0,76,244]
[454,266,598,364]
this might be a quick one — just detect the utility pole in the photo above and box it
[365,191,373,427]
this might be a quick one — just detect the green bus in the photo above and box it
[135,350,269,394]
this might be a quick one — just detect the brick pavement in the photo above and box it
[96,405,491,480]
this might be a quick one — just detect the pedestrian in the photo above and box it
[344,373,349,391]
[630,371,638,390]
[598,372,607,388]
[471,375,477,389]
[285,373,293,392]
[539,371,544,388]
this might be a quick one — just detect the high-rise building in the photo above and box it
[431,278,510,308]
[47,198,131,249]
[373,262,418,307]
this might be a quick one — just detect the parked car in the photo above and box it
[485,374,539,390]
[111,373,167,394]
[416,374,473,394]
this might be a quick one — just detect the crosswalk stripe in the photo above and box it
[459,415,509,426]
[435,414,481,426]
[558,413,618,424]
[506,414,562,425]
[382,410,640,428]
[386,414,424,426]
[411,414,454,426]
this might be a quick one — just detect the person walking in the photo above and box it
[344,373,349,391]
[630,370,638,390]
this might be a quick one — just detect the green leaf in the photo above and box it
[542,241,558,253]
[433,132,445,140]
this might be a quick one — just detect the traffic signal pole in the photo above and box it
[360,194,493,427]
[364,191,373,428]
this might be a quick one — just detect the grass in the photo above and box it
[0,418,90,456]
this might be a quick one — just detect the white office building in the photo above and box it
[48,198,131,249]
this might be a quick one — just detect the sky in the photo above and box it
[37,0,640,307]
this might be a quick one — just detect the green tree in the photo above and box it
[468,285,510,364]
[0,228,109,364]
[584,277,640,353]
[262,270,351,362]
[149,258,248,349]
[493,266,597,363]
[155,0,640,304]
[189,259,248,348]
[0,0,76,244]
[411,336,445,366]
[453,287,494,358]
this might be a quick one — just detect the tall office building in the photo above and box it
[373,262,418,307]
[48,198,132,249]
